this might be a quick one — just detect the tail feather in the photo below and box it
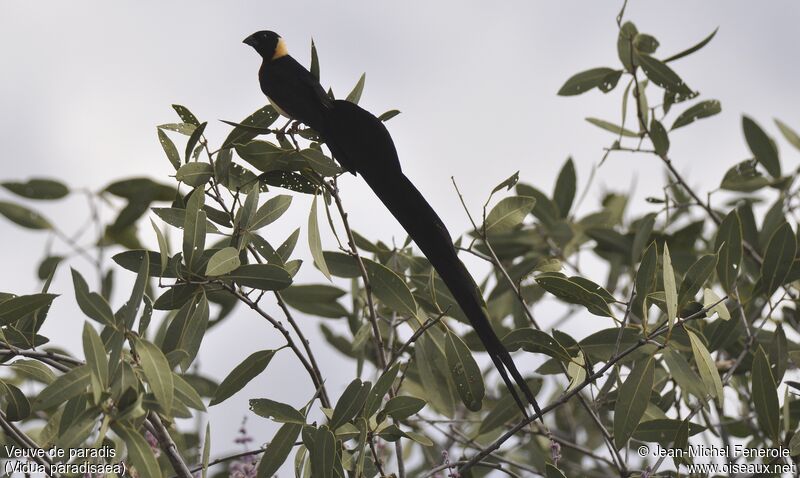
[363,172,541,419]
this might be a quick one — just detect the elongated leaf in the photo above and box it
[183,187,206,273]
[222,105,279,149]
[0,201,51,229]
[558,67,619,96]
[760,222,796,295]
[688,331,723,405]
[346,73,366,104]
[445,331,485,412]
[251,194,293,230]
[158,128,181,169]
[135,338,174,413]
[637,55,692,95]
[0,293,58,327]
[650,119,669,156]
[663,28,718,63]
[614,355,655,448]
[205,247,241,276]
[678,254,717,307]
[2,383,30,421]
[300,148,342,176]
[227,264,292,290]
[381,396,426,421]
[83,323,108,390]
[364,259,417,317]
[35,366,90,410]
[703,288,729,320]
[309,426,336,478]
[617,22,638,72]
[1,178,68,200]
[211,350,277,405]
[364,363,400,418]
[70,268,115,327]
[257,422,303,478]
[536,273,613,317]
[585,117,638,137]
[308,195,331,280]
[715,210,742,294]
[281,284,348,318]
[743,115,781,178]
[671,100,721,130]
[502,329,571,361]
[478,394,523,434]
[775,119,800,151]
[330,379,371,430]
[250,397,305,424]
[176,162,213,187]
[173,373,206,410]
[184,121,207,163]
[752,346,780,441]
[115,425,163,478]
[484,196,535,233]
[662,348,707,400]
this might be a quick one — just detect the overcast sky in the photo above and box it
[1,0,798,473]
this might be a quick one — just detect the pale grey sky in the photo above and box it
[1,0,798,474]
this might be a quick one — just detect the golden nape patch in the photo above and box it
[272,38,288,60]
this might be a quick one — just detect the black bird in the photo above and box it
[244,31,542,419]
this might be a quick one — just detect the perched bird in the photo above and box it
[244,31,541,419]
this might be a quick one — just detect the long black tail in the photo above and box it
[361,171,542,419]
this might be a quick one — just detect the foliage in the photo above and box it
[1,6,800,478]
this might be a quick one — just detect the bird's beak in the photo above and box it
[243,34,258,47]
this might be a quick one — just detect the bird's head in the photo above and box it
[243,31,288,60]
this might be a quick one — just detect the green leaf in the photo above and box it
[585,117,639,138]
[2,383,31,421]
[299,148,342,177]
[613,355,655,448]
[364,259,417,317]
[546,463,568,478]
[703,288,729,320]
[364,363,399,418]
[176,162,213,187]
[536,273,613,317]
[57,406,98,449]
[310,39,320,80]
[115,425,163,478]
[70,268,115,327]
[378,109,401,121]
[83,323,108,390]
[743,115,781,178]
[760,222,796,295]
[12,359,56,384]
[234,140,302,172]
[135,338,174,414]
[380,396,426,421]
[484,196,535,233]
[281,284,348,319]
[502,328,571,362]
[662,348,707,400]
[250,397,305,424]
[184,121,207,163]
[617,22,638,72]
[715,209,742,294]
[150,219,170,275]
[752,346,780,441]
[0,201,51,229]
[227,264,292,290]
[309,426,337,478]
[478,394,523,434]
[677,254,717,307]
[491,171,520,195]
[0,293,58,327]
[35,366,90,410]
[222,105,280,150]
[633,33,659,54]
[151,207,219,233]
[211,350,278,405]
[775,119,800,151]
[671,100,721,130]
[308,194,331,280]
[157,128,182,169]
[445,330,485,412]
[637,55,692,95]
[720,159,770,192]
[256,422,303,478]
[182,187,207,273]
[172,104,200,125]
[557,67,620,96]
[330,379,371,430]
[688,331,723,405]
[163,294,209,372]
[633,419,705,444]
[650,119,670,156]
[205,247,241,276]
[1,178,68,200]
[173,372,206,410]
[663,28,718,63]
[346,73,366,104]
[553,158,576,218]
[251,194,292,230]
